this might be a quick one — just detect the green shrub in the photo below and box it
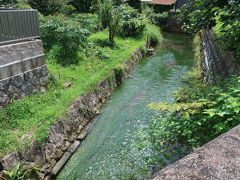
[0,0,17,8]
[40,16,62,49]
[60,5,77,15]
[69,0,93,13]
[70,13,99,33]
[214,8,240,59]
[83,42,110,61]
[118,4,146,38]
[28,0,66,15]
[145,24,163,46]
[13,3,32,9]
[96,47,110,60]
[3,163,40,180]
[148,75,240,148]
[137,71,240,166]
[140,45,147,54]
[40,16,89,65]
[143,7,168,27]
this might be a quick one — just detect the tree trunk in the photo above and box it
[109,27,115,48]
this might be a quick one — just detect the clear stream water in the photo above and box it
[57,33,194,180]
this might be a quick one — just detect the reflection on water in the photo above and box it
[57,33,194,180]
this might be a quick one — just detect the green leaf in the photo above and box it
[211,7,220,12]
[216,111,228,117]
[204,109,217,117]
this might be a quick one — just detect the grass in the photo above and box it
[0,30,147,157]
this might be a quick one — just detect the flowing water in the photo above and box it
[57,33,194,180]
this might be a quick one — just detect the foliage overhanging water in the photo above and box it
[57,33,194,180]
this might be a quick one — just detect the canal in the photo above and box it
[57,33,194,180]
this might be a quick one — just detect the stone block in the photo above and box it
[51,152,72,177]
[0,151,20,171]
[0,91,9,105]
[24,70,34,82]
[11,74,24,87]
[8,85,21,96]
[0,78,9,91]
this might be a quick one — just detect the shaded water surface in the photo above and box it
[57,33,194,180]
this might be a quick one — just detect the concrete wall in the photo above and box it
[0,40,48,108]
[200,29,240,83]
[150,124,240,180]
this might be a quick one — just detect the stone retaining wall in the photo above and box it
[0,48,145,179]
[200,29,240,83]
[0,40,48,108]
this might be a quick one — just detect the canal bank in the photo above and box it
[0,40,147,179]
[57,33,194,180]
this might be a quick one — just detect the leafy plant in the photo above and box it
[98,0,122,47]
[0,0,17,7]
[60,5,76,15]
[136,72,240,168]
[127,0,142,12]
[3,163,40,180]
[144,24,163,47]
[13,3,32,9]
[96,47,110,60]
[40,16,89,65]
[28,0,67,15]
[118,4,146,38]
[69,13,99,33]
[69,0,93,13]
[143,7,168,27]
[214,1,240,58]
[149,74,240,147]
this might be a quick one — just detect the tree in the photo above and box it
[98,0,122,47]
[28,0,67,15]
[0,0,17,7]
[178,0,228,33]
[178,0,240,59]
[127,0,142,12]
[69,0,92,13]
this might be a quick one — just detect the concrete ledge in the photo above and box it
[0,40,44,66]
[0,55,45,80]
[150,125,240,180]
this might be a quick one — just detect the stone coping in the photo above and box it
[150,125,240,180]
